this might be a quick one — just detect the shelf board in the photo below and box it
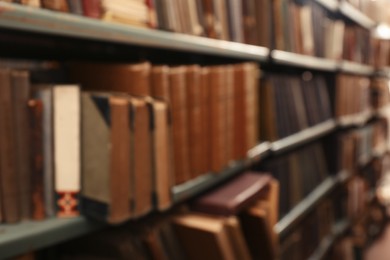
[0,217,103,259]
[0,2,269,61]
[339,61,375,76]
[337,110,374,127]
[271,50,338,71]
[314,0,339,12]
[339,1,376,30]
[247,141,271,162]
[308,219,350,260]
[275,174,342,237]
[271,119,337,154]
[172,161,248,204]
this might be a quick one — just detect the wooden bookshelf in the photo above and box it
[0,217,103,259]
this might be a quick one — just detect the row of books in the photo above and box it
[334,74,371,120]
[0,60,260,224]
[260,72,332,141]
[260,142,328,218]
[327,119,388,174]
[49,172,279,260]
[3,0,386,66]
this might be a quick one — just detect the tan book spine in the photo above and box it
[130,97,153,217]
[109,97,132,222]
[209,66,228,172]
[169,67,191,184]
[148,99,172,211]
[185,65,204,179]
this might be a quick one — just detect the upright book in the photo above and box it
[54,85,81,217]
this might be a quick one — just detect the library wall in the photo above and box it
[1,0,390,260]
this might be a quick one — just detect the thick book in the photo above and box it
[191,172,272,216]
[169,66,191,185]
[173,213,236,260]
[185,65,204,179]
[208,66,228,172]
[81,92,132,223]
[54,85,81,218]
[28,99,45,220]
[148,99,172,211]
[239,205,275,260]
[12,70,32,220]
[69,61,152,97]
[32,85,55,218]
[129,96,153,217]
[82,0,102,18]
[0,69,19,223]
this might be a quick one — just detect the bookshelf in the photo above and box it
[0,217,103,259]
[0,0,387,259]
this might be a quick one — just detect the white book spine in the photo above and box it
[54,85,81,218]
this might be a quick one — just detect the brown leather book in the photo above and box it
[224,216,252,260]
[0,69,19,223]
[185,65,204,179]
[239,205,275,260]
[69,61,151,97]
[148,99,173,211]
[67,0,84,15]
[224,65,235,163]
[129,97,153,217]
[260,76,278,141]
[28,99,45,221]
[81,93,132,223]
[208,66,228,172]
[244,63,260,152]
[191,172,272,216]
[173,213,236,260]
[82,0,102,18]
[41,0,69,12]
[200,0,218,39]
[200,67,211,175]
[12,71,32,220]
[169,67,191,185]
[233,64,247,159]
[151,66,171,102]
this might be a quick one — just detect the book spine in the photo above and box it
[28,99,46,220]
[54,85,80,218]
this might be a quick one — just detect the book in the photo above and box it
[32,85,55,218]
[54,85,80,217]
[191,172,272,216]
[12,70,32,220]
[81,92,132,223]
[173,213,236,260]
[0,69,19,223]
[129,96,153,217]
[148,99,172,211]
[28,99,45,220]
[169,66,191,184]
